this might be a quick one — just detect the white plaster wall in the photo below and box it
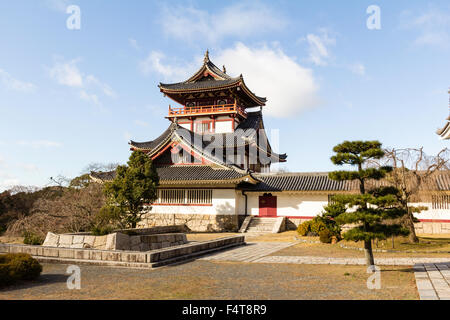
[245,192,328,217]
[179,123,190,130]
[244,193,450,221]
[148,189,237,215]
[410,202,450,220]
[215,120,232,133]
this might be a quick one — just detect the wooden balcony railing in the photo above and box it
[168,103,247,118]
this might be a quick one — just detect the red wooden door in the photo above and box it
[259,195,277,217]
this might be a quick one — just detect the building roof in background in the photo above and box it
[91,170,450,192]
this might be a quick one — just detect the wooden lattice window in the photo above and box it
[432,195,450,209]
[157,189,212,205]
[194,122,211,133]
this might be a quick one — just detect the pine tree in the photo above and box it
[325,141,409,266]
[100,150,159,229]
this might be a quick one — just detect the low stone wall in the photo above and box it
[42,232,187,251]
[139,214,239,232]
[414,222,450,234]
[0,235,245,268]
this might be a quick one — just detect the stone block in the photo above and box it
[93,235,107,249]
[105,232,130,251]
[161,241,171,248]
[59,235,74,247]
[72,235,85,244]
[102,251,120,261]
[135,253,146,263]
[423,223,433,234]
[84,236,95,247]
[75,249,90,260]
[121,253,137,263]
[43,247,59,257]
[90,250,103,261]
[70,243,84,249]
[59,248,75,259]
[130,236,141,246]
[42,232,59,247]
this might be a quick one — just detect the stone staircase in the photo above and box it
[239,216,285,234]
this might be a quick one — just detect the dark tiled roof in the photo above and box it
[159,52,267,105]
[129,111,287,164]
[159,78,240,92]
[90,166,247,183]
[247,172,357,192]
[90,171,117,181]
[91,170,450,191]
[156,166,246,181]
[129,123,176,151]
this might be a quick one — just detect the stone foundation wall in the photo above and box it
[42,232,187,251]
[414,222,450,234]
[139,214,239,232]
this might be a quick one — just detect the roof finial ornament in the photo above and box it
[204,49,209,63]
[222,65,226,74]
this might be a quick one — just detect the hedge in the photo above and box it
[0,253,42,288]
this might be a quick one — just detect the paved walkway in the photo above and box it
[200,242,296,262]
[253,255,450,266]
[414,263,450,300]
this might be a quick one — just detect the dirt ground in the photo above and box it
[0,261,418,300]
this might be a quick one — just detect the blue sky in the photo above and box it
[1,0,450,190]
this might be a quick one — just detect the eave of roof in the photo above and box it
[158,51,266,106]
[129,111,287,165]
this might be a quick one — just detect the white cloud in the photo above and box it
[0,68,36,93]
[129,38,140,50]
[48,57,117,106]
[17,140,62,149]
[80,90,101,106]
[49,58,83,87]
[85,75,117,98]
[134,120,148,127]
[302,29,336,66]
[401,8,450,48]
[44,0,70,13]
[159,3,286,43]
[349,62,366,76]
[142,44,320,118]
[216,43,319,118]
[20,164,39,173]
[139,51,197,81]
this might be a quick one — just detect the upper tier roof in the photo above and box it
[159,50,267,107]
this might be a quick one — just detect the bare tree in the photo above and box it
[7,182,106,238]
[370,147,450,243]
[82,162,120,174]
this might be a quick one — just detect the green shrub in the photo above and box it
[22,232,44,245]
[319,229,333,244]
[310,220,327,234]
[0,253,42,287]
[296,220,312,236]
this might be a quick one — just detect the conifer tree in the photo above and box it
[324,141,409,266]
[100,150,159,229]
